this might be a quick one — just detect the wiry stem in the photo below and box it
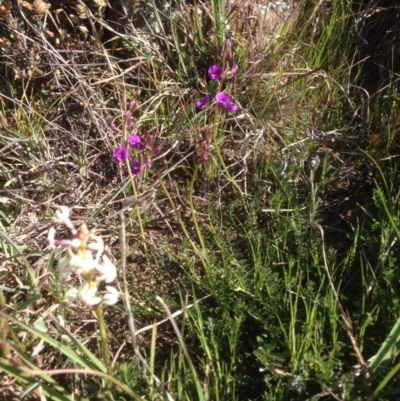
[189,163,206,252]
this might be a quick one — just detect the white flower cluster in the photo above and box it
[48,207,119,307]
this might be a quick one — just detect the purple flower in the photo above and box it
[124,110,135,126]
[131,160,142,175]
[215,92,238,113]
[129,100,140,110]
[195,96,211,110]
[155,145,162,154]
[215,92,230,107]
[145,159,152,169]
[220,39,232,59]
[11,355,21,364]
[201,151,209,161]
[208,65,223,81]
[109,121,117,131]
[229,64,238,83]
[113,147,129,162]
[128,134,142,149]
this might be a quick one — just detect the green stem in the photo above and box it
[94,304,113,378]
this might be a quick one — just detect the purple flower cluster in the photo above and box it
[196,91,237,113]
[195,38,239,113]
[112,134,145,175]
[110,100,163,174]
[111,102,161,174]
[207,62,237,85]
[112,131,161,174]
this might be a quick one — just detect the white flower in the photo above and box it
[102,286,119,306]
[70,238,81,248]
[57,314,66,327]
[64,282,102,306]
[57,250,96,281]
[69,251,94,275]
[88,235,104,264]
[54,206,71,223]
[96,255,117,283]
[57,314,72,343]
[48,227,56,247]
[48,206,118,308]
[78,282,102,306]
[65,286,79,302]
[57,255,73,280]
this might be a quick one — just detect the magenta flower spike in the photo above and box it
[128,134,142,149]
[231,64,238,74]
[113,147,129,162]
[195,96,211,110]
[109,121,117,131]
[229,75,237,83]
[208,65,223,81]
[131,160,142,175]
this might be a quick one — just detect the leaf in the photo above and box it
[369,317,400,374]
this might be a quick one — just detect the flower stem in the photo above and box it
[189,163,206,252]
[126,160,147,253]
[209,82,249,211]
[94,304,113,378]
[156,175,200,253]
